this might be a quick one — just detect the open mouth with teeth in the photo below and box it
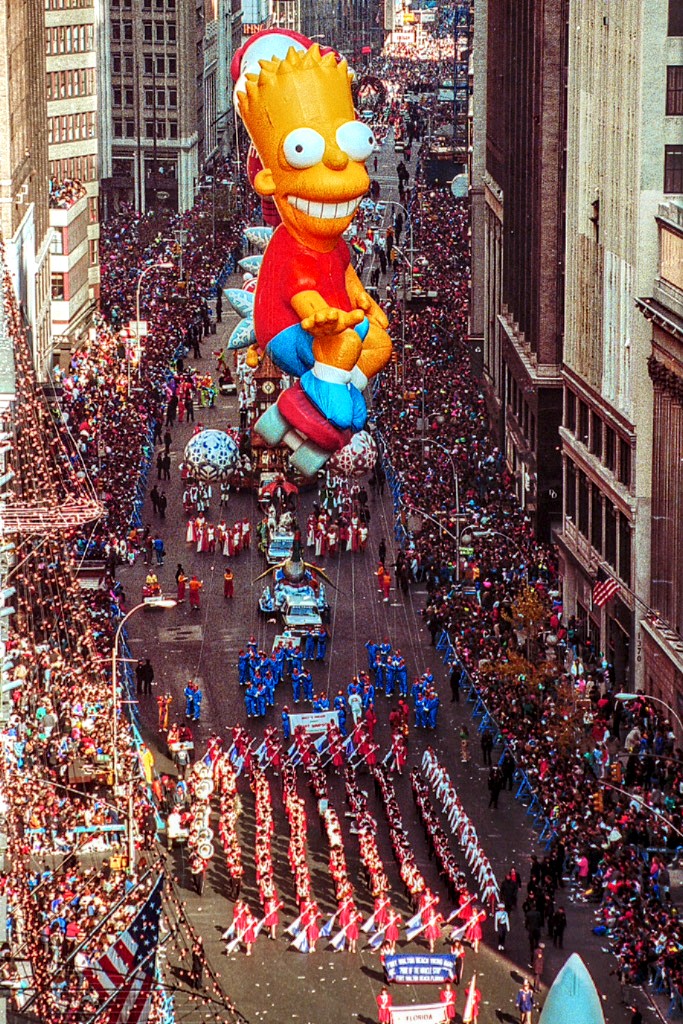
[287,196,362,220]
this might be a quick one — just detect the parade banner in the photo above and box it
[288,710,338,735]
[390,1003,448,1024]
[384,954,456,985]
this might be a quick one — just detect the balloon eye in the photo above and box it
[282,129,326,169]
[336,121,376,162]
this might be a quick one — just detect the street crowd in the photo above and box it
[0,153,247,1018]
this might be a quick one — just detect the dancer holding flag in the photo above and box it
[462,974,482,1023]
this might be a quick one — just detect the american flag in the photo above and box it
[592,568,620,608]
[84,875,164,1024]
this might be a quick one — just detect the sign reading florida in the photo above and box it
[232,29,392,476]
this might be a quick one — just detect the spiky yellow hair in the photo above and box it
[237,44,354,130]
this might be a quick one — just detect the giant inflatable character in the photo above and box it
[232,30,392,475]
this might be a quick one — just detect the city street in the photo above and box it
[122,334,634,1024]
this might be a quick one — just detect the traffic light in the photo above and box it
[592,791,604,813]
[610,761,622,784]
[391,350,398,364]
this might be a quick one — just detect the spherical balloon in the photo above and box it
[183,429,239,481]
[328,430,377,477]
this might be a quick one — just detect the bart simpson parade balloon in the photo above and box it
[232,29,392,475]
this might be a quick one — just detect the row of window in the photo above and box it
[565,390,633,488]
[46,68,96,102]
[45,24,94,55]
[50,156,98,187]
[111,0,176,8]
[112,55,177,76]
[566,463,632,588]
[48,111,96,145]
[113,120,179,140]
[111,21,176,43]
[505,367,537,451]
[45,0,92,8]
[113,88,178,110]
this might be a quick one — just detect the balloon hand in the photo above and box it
[301,307,364,337]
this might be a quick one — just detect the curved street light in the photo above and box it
[112,597,176,791]
[132,261,174,386]
[615,691,683,740]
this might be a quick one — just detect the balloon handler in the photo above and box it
[232,31,392,475]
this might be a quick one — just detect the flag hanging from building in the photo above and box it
[84,874,164,1023]
[592,568,620,608]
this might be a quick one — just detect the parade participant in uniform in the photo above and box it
[385,908,402,954]
[365,702,377,741]
[189,574,203,610]
[223,567,234,599]
[494,903,510,951]
[316,626,328,661]
[302,668,314,703]
[424,904,444,954]
[176,564,188,602]
[184,681,195,718]
[465,907,484,954]
[157,692,172,731]
[291,666,303,703]
[376,987,392,1024]
[515,978,534,1024]
[301,899,321,953]
[238,650,249,686]
[241,908,258,956]
[303,627,316,661]
[282,708,291,741]
[190,682,203,722]
[440,982,457,1021]
[450,937,466,984]
[263,893,280,940]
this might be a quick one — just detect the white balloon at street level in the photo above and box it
[183,429,239,481]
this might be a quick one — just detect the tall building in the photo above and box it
[101,0,211,215]
[471,0,568,541]
[0,0,52,376]
[635,3,683,717]
[203,0,233,162]
[45,0,101,363]
[558,0,682,688]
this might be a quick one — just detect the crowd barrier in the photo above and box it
[376,439,558,850]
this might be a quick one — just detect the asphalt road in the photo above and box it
[119,139,640,1024]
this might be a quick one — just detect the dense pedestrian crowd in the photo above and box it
[369,58,683,1015]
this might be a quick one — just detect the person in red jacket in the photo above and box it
[440,981,457,1020]
[376,986,392,1024]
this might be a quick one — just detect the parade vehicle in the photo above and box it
[266,530,295,565]
[280,593,322,632]
[256,538,331,630]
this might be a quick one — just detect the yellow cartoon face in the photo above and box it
[237,46,375,249]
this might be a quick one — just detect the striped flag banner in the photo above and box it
[84,875,164,1024]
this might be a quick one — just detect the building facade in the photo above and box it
[45,0,101,362]
[472,0,568,541]
[558,0,682,689]
[638,213,683,711]
[101,0,211,215]
[0,0,52,376]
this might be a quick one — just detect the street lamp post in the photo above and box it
[390,201,414,291]
[133,261,173,387]
[405,438,461,546]
[615,691,683,740]
[111,597,176,865]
